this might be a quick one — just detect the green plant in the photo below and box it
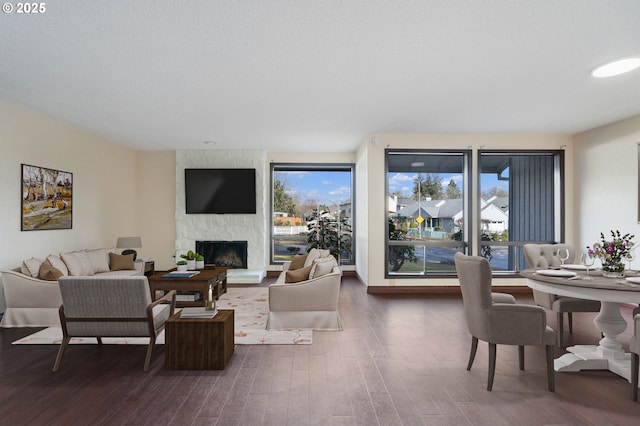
[306,209,352,261]
[176,260,188,266]
[180,250,199,261]
[388,219,418,272]
[195,254,204,262]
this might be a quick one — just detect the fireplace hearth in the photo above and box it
[196,240,248,269]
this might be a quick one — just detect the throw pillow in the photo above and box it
[309,256,338,279]
[60,250,95,276]
[45,255,69,276]
[21,257,43,278]
[39,263,63,281]
[303,248,322,267]
[109,252,135,271]
[317,249,331,258]
[289,254,308,270]
[85,248,110,273]
[285,264,313,283]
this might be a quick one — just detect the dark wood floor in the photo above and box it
[2,276,640,425]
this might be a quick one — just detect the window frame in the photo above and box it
[477,149,565,276]
[270,162,356,266]
[385,149,472,278]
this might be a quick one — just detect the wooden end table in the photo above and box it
[147,267,227,307]
[164,309,234,370]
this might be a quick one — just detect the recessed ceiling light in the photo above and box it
[592,57,640,78]
[203,141,217,146]
[411,162,424,167]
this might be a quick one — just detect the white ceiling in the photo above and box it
[2,1,640,152]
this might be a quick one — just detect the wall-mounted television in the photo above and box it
[185,168,256,214]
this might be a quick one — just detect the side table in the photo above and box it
[142,260,155,276]
[164,309,234,370]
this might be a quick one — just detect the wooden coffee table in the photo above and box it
[147,267,227,307]
[164,309,234,370]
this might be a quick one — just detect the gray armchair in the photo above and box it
[454,252,555,391]
[523,243,601,347]
[53,276,176,372]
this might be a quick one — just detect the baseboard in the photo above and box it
[366,285,533,296]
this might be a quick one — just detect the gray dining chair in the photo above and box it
[523,243,601,347]
[631,306,640,401]
[455,252,555,391]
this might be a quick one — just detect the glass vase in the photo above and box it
[602,261,625,278]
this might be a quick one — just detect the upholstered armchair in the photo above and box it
[523,243,601,347]
[454,252,555,391]
[53,276,176,372]
[267,261,342,331]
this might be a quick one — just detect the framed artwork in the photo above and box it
[21,163,73,231]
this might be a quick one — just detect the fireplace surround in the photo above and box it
[196,240,247,269]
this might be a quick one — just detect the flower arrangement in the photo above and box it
[588,230,635,276]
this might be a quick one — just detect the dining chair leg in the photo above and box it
[568,312,573,333]
[467,336,478,371]
[487,343,496,391]
[518,345,525,370]
[546,344,555,392]
[557,312,564,347]
[632,352,639,401]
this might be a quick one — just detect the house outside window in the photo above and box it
[386,149,564,277]
[386,150,471,277]
[479,150,564,274]
[270,163,355,265]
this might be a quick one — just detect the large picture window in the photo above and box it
[479,150,564,273]
[270,164,355,265]
[386,150,470,277]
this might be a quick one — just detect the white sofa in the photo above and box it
[1,248,144,327]
[267,249,343,331]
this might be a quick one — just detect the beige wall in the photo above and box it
[136,151,177,270]
[2,96,612,311]
[574,114,640,268]
[0,100,139,310]
[363,133,575,287]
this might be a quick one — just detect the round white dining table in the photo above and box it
[521,268,640,383]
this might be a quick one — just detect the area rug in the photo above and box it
[12,287,312,345]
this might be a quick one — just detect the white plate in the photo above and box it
[625,277,640,284]
[562,264,587,271]
[536,269,577,278]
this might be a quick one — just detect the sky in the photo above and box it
[388,172,506,197]
[275,169,507,207]
[276,171,352,206]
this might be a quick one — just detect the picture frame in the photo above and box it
[21,163,73,231]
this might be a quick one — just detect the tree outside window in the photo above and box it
[271,164,354,265]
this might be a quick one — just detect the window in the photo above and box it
[270,164,355,265]
[386,150,470,277]
[479,150,564,273]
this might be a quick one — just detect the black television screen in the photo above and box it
[185,168,256,214]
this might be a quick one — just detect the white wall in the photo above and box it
[363,133,575,287]
[574,115,640,268]
[355,142,370,283]
[175,150,267,271]
[0,100,138,311]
